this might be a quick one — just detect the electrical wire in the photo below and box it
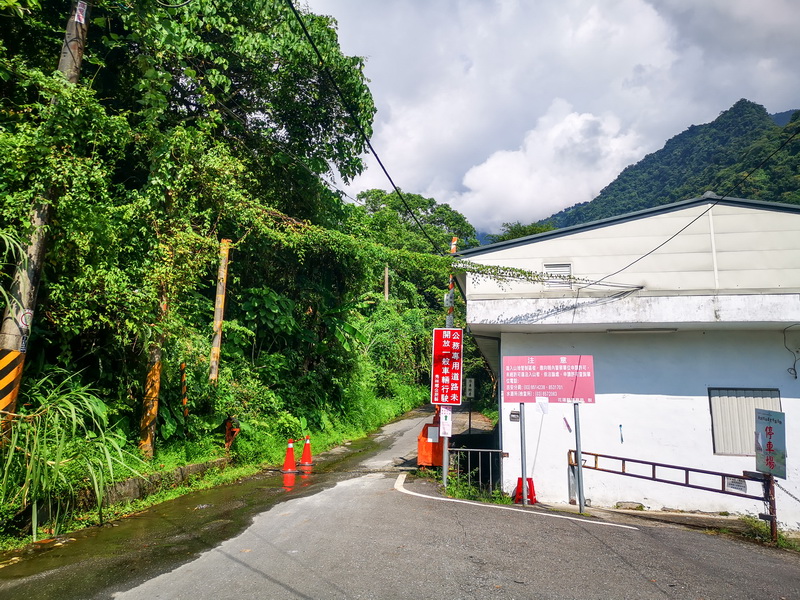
[783,324,800,379]
[283,0,444,256]
[583,125,800,289]
[155,0,195,7]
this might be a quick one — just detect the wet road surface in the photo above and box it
[0,409,430,600]
[2,407,800,599]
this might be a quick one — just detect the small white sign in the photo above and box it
[75,1,87,24]
[724,477,748,494]
[440,406,452,438]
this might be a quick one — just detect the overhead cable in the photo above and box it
[584,124,800,289]
[283,0,444,255]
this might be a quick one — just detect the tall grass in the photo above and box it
[1,369,141,540]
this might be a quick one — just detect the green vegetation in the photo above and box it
[0,0,496,546]
[415,468,512,504]
[738,515,800,551]
[446,475,512,504]
[542,99,800,229]
[4,2,793,551]
[486,221,554,243]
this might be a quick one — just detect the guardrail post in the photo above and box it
[767,475,778,543]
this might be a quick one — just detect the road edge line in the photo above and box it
[394,473,639,531]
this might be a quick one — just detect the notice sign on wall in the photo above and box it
[431,328,463,405]
[755,408,786,479]
[503,355,595,403]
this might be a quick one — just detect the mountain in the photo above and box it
[540,99,800,229]
[771,110,799,127]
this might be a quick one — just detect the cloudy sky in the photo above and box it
[304,0,800,233]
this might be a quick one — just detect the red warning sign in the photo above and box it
[431,328,463,405]
[503,355,595,403]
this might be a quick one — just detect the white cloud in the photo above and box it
[307,0,800,232]
[447,99,644,229]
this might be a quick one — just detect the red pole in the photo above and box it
[180,361,188,418]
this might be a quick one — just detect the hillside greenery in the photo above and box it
[0,0,494,544]
[542,99,800,229]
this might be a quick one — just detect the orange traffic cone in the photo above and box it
[299,435,313,466]
[513,477,537,504]
[281,439,299,473]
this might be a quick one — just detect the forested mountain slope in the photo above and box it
[542,99,800,228]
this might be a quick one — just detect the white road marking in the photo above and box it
[394,473,639,531]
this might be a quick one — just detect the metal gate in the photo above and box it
[568,450,778,540]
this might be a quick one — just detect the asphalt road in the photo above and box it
[3,409,800,599]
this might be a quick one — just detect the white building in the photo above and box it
[458,194,800,528]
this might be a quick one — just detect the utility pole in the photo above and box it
[441,236,458,488]
[209,239,232,383]
[0,1,90,422]
[138,291,167,458]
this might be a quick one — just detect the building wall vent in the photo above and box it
[543,263,572,289]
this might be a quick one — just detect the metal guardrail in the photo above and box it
[568,449,766,501]
[449,447,504,493]
[568,449,778,541]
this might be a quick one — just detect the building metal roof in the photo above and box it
[459,193,800,258]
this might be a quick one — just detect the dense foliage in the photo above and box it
[542,99,800,228]
[485,221,554,244]
[0,0,490,541]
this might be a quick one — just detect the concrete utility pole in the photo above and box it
[0,1,90,422]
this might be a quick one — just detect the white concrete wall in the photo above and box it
[499,329,800,529]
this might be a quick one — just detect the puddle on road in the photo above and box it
[0,431,396,599]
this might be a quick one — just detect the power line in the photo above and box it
[283,0,444,256]
[583,124,800,289]
[155,0,195,7]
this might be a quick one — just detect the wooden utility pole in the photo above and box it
[0,1,90,422]
[209,239,232,383]
[138,291,167,458]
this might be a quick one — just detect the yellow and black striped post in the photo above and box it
[0,349,25,421]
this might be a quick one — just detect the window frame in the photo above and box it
[708,387,781,456]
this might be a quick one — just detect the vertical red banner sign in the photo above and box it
[431,328,463,405]
[503,355,595,403]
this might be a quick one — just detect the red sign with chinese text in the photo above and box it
[503,355,595,403]
[431,328,463,405]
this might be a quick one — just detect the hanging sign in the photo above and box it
[755,409,786,479]
[430,328,463,405]
[503,355,595,403]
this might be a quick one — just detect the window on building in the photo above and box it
[709,388,781,455]
[543,262,572,289]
